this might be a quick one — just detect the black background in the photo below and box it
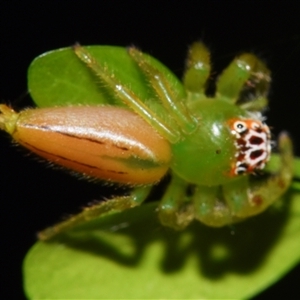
[1,2,300,299]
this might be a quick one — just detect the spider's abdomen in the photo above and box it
[171,99,271,186]
[10,106,172,184]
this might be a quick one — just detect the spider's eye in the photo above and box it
[233,121,247,134]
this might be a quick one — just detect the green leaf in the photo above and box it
[24,190,300,299]
[28,46,185,107]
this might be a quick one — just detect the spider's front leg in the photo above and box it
[216,49,271,111]
[192,133,293,227]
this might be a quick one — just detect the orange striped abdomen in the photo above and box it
[13,106,171,184]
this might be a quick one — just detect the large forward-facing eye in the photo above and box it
[233,121,247,134]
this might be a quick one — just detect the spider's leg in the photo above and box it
[192,185,234,227]
[38,186,152,241]
[183,42,211,97]
[158,173,193,230]
[223,132,293,218]
[128,47,198,135]
[216,53,270,111]
[73,45,180,143]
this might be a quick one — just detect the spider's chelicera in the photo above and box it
[229,119,271,175]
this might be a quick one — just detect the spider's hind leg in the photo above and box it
[128,47,198,136]
[38,186,152,241]
[73,44,180,143]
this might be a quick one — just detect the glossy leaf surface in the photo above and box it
[24,189,300,299]
[28,46,185,107]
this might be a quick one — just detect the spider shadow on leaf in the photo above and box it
[43,188,294,280]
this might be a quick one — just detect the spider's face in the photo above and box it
[228,118,271,175]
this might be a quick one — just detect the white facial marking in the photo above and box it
[230,119,271,175]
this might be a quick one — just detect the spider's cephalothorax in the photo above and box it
[0,42,293,239]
